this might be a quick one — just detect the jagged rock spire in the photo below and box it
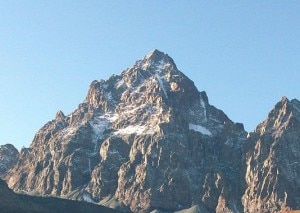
[55,110,66,121]
[243,96,300,212]
[256,96,300,135]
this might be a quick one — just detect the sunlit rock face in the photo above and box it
[0,143,18,177]
[242,97,300,212]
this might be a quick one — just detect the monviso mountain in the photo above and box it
[3,50,300,212]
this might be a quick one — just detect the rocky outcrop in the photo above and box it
[0,144,18,177]
[242,97,300,212]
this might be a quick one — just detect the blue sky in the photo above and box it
[0,1,299,150]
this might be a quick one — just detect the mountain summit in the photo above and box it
[3,50,299,212]
[243,97,300,212]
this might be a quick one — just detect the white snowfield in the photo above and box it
[114,125,156,135]
[189,123,212,136]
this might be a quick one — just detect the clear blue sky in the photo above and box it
[0,1,299,150]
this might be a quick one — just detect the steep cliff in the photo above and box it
[243,97,300,212]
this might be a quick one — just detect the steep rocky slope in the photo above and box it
[0,144,18,177]
[242,97,300,212]
[5,50,247,212]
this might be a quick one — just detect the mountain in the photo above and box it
[242,97,300,212]
[2,50,299,212]
[0,178,119,213]
[4,50,247,212]
[0,144,18,177]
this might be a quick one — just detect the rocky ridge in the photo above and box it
[2,50,300,212]
[242,97,300,212]
[0,144,18,177]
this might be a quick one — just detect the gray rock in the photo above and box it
[242,97,300,212]
[0,143,18,177]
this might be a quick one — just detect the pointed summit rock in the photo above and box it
[255,96,300,136]
[243,97,300,212]
[140,49,178,72]
[144,49,167,60]
[55,110,66,121]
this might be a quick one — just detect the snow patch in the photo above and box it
[189,123,212,136]
[89,113,118,153]
[200,93,207,123]
[175,205,201,213]
[121,103,148,116]
[61,126,79,139]
[116,79,125,88]
[104,92,113,102]
[114,125,155,135]
[89,119,108,135]
[155,74,168,99]
[142,61,151,70]
[90,113,118,135]
[82,193,96,204]
[114,125,146,135]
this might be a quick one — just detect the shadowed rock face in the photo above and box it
[0,178,119,213]
[242,97,300,212]
[0,144,18,177]
[3,50,300,213]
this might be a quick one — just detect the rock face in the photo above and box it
[242,97,300,212]
[3,50,300,212]
[0,144,18,177]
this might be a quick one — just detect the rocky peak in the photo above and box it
[0,144,19,177]
[136,49,178,73]
[84,50,197,113]
[144,49,166,60]
[243,97,300,212]
[55,110,66,121]
[256,96,300,136]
